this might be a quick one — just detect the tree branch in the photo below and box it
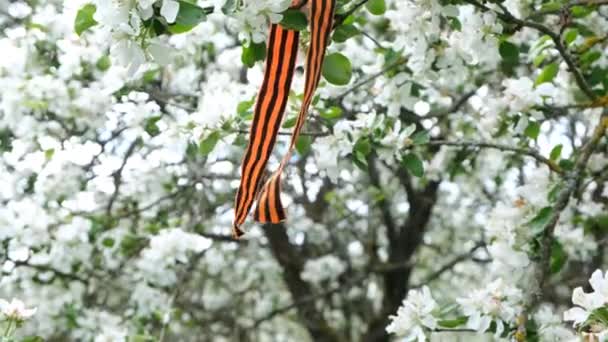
[367,154,398,242]
[461,0,597,100]
[333,0,371,28]
[534,112,608,302]
[106,138,140,214]
[337,58,408,102]
[423,90,477,119]
[528,0,608,18]
[410,242,487,288]
[425,140,564,174]
[262,223,341,342]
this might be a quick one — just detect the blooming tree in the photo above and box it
[0,0,607,341]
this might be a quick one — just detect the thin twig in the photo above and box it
[423,90,477,119]
[106,139,140,214]
[333,0,371,28]
[337,58,408,101]
[410,242,487,288]
[528,0,608,18]
[533,111,608,304]
[426,140,564,174]
[251,273,367,328]
[461,0,597,100]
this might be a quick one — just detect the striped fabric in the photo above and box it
[233,0,336,238]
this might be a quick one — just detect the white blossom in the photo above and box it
[534,305,576,341]
[301,255,346,284]
[386,287,438,341]
[564,270,608,330]
[0,298,37,321]
[457,278,523,338]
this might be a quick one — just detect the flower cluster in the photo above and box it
[300,254,347,284]
[457,278,524,338]
[136,228,212,286]
[0,298,37,322]
[91,0,183,73]
[386,287,439,342]
[0,298,37,338]
[564,270,608,339]
[81,0,292,73]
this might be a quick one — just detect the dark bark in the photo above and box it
[263,223,342,342]
[363,156,440,342]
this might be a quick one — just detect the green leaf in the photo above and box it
[21,337,45,342]
[571,5,595,18]
[280,8,308,31]
[549,144,563,161]
[282,116,297,128]
[145,116,162,137]
[102,237,115,248]
[120,234,147,257]
[241,41,266,68]
[401,153,424,177]
[540,2,561,12]
[588,307,608,331]
[167,1,208,34]
[199,131,221,156]
[143,68,160,83]
[237,98,255,118]
[369,186,385,203]
[564,28,578,46]
[580,50,601,67]
[524,121,541,140]
[535,62,559,86]
[322,52,352,86]
[128,334,156,342]
[296,135,312,155]
[411,131,430,145]
[558,158,575,171]
[74,4,97,36]
[21,182,40,207]
[23,99,48,111]
[366,0,386,15]
[529,206,554,235]
[533,54,546,67]
[96,55,111,71]
[383,48,402,68]
[595,214,608,231]
[352,151,368,170]
[447,17,462,31]
[45,148,55,160]
[0,129,13,153]
[547,182,562,203]
[550,240,568,274]
[438,317,468,328]
[333,24,359,43]
[410,82,426,97]
[499,40,519,64]
[353,137,372,156]
[320,106,343,119]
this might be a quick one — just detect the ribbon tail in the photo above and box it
[231,224,245,239]
[231,24,300,237]
[254,172,287,224]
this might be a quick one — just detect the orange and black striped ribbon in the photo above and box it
[232,24,300,238]
[233,0,336,238]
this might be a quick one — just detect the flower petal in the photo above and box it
[563,307,589,326]
[572,287,604,310]
[161,0,180,23]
